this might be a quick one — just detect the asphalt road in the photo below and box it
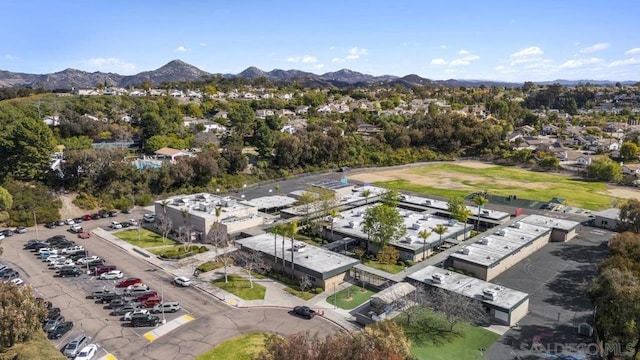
[1,211,341,360]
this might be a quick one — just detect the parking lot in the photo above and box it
[2,209,341,359]
[486,225,613,360]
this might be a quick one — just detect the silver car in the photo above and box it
[63,334,88,357]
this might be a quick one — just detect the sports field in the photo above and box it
[349,161,637,210]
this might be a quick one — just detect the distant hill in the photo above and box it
[0,60,636,90]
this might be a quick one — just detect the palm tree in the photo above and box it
[418,229,431,260]
[272,224,283,266]
[274,184,281,195]
[432,224,447,249]
[362,189,372,205]
[289,220,299,278]
[459,206,473,240]
[472,194,489,232]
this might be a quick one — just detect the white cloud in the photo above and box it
[579,43,610,54]
[608,57,640,67]
[175,45,190,52]
[313,63,325,70]
[430,58,447,65]
[200,43,207,47]
[559,58,604,69]
[495,65,516,73]
[82,57,137,74]
[286,55,318,63]
[625,48,640,55]
[511,46,544,58]
[449,55,480,67]
[458,49,470,55]
[444,69,456,74]
[332,47,368,63]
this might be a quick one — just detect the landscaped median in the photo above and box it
[212,274,266,300]
[115,228,176,248]
[196,333,269,360]
[326,285,377,310]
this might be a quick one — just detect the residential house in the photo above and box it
[154,147,194,162]
[170,90,184,98]
[575,157,592,166]
[622,163,640,177]
[518,125,536,136]
[356,123,382,134]
[275,109,295,117]
[243,92,258,100]
[43,115,60,126]
[255,109,275,118]
[74,89,99,96]
[541,124,559,136]
[213,111,228,120]
[129,90,146,96]
[295,105,309,115]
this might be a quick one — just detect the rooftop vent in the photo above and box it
[348,221,359,229]
[422,214,431,220]
[447,219,457,226]
[495,229,507,236]
[401,236,413,243]
[482,209,492,215]
[510,221,522,229]
[424,200,432,206]
[478,237,489,245]
[411,223,421,230]
[458,247,470,255]
[482,288,498,301]
[431,273,445,284]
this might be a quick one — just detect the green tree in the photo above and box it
[363,204,406,253]
[587,157,623,182]
[381,189,402,207]
[362,189,372,205]
[418,229,431,260]
[448,196,472,239]
[619,199,640,233]
[432,223,448,248]
[377,245,400,265]
[254,120,275,158]
[0,282,47,348]
[2,116,56,181]
[621,142,640,160]
[228,103,255,137]
[471,194,489,232]
[144,134,170,153]
[288,220,299,277]
[0,186,13,211]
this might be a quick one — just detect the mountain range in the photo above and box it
[0,60,636,90]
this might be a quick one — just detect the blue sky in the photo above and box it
[2,1,639,82]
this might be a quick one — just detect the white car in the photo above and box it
[122,308,149,321]
[74,344,98,360]
[77,256,100,265]
[46,255,65,263]
[143,214,155,223]
[51,259,74,269]
[173,276,192,287]
[10,278,24,286]
[110,221,122,230]
[69,224,83,233]
[128,219,139,226]
[65,218,75,225]
[99,270,124,280]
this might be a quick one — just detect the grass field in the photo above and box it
[365,163,615,210]
[115,228,177,248]
[326,285,377,310]
[399,309,500,360]
[213,274,266,300]
[196,333,269,360]
[363,259,405,274]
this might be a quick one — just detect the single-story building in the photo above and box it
[591,208,620,231]
[235,234,360,290]
[240,195,297,213]
[408,265,529,326]
[154,147,193,162]
[518,214,579,242]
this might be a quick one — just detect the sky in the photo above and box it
[1,1,639,82]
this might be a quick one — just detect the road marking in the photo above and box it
[97,354,117,360]
[143,315,194,342]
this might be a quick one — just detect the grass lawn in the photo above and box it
[294,233,324,247]
[326,285,377,310]
[115,228,176,248]
[196,333,269,360]
[283,287,316,300]
[0,330,66,360]
[377,163,615,210]
[213,274,266,300]
[399,309,500,360]
[363,259,405,274]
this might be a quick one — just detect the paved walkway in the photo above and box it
[93,228,362,332]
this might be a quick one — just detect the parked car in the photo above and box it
[120,221,131,228]
[69,224,83,233]
[117,278,142,288]
[78,231,91,239]
[128,219,139,226]
[43,315,65,332]
[108,210,118,217]
[50,259,75,269]
[136,291,159,302]
[0,270,19,281]
[46,235,67,243]
[88,287,115,299]
[143,214,156,223]
[110,221,123,230]
[44,222,57,229]
[99,270,123,280]
[9,278,24,286]
[74,344,98,360]
[142,296,163,308]
[59,266,83,277]
[82,214,93,221]
[97,293,124,304]
[122,309,149,321]
[56,220,66,226]
[14,226,27,234]
[47,321,73,339]
[111,303,145,316]
[91,214,101,220]
[61,245,84,255]
[86,259,106,269]
[1,229,14,237]
[77,256,100,265]
[151,302,180,313]
[108,298,133,309]
[65,219,75,225]
[43,307,61,323]
[173,276,192,287]
[131,315,160,327]
[73,217,83,224]
[93,265,117,276]
[290,305,317,319]
[63,334,88,358]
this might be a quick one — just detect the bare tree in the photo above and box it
[235,249,271,289]
[421,286,488,332]
[158,216,173,244]
[299,275,313,292]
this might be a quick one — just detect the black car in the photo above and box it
[121,208,131,214]
[108,210,118,217]
[91,213,101,220]
[97,293,123,304]
[73,217,83,224]
[0,269,19,281]
[290,306,317,319]
[44,222,57,229]
[59,266,83,277]
[30,242,48,251]
[43,307,61,322]
[36,297,53,310]
[43,315,65,332]
[86,259,106,268]
[2,229,14,237]
[120,222,131,228]
[47,321,73,339]
[46,235,67,243]
[131,315,160,327]
[24,240,45,249]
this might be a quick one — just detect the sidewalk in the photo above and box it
[93,228,363,332]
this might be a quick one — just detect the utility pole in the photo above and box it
[33,210,39,240]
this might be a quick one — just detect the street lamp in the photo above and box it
[161,279,166,324]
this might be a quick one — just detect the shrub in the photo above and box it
[199,245,208,253]
[314,287,323,294]
[73,192,98,210]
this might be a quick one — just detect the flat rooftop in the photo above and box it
[518,214,580,231]
[332,205,466,252]
[236,233,360,279]
[241,195,297,210]
[592,208,621,220]
[408,265,529,311]
[156,193,255,218]
[400,194,511,221]
[449,220,551,267]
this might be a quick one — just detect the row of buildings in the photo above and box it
[149,182,588,327]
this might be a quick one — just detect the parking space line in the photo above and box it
[97,354,118,360]
[143,315,194,342]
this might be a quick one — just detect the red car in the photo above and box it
[117,278,142,288]
[142,296,162,308]
[82,214,93,221]
[78,232,91,239]
[136,292,159,302]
